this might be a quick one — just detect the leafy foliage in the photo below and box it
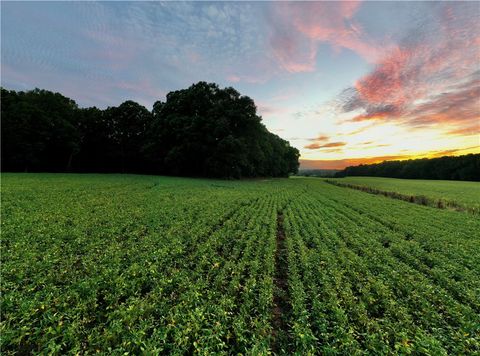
[283,180,480,354]
[1,83,299,178]
[326,176,480,213]
[1,174,479,354]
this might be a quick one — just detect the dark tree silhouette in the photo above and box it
[335,154,480,181]
[147,82,299,177]
[1,88,80,172]
[1,83,299,178]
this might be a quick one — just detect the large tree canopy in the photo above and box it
[1,83,299,178]
[148,82,298,177]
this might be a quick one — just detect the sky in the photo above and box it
[1,1,479,169]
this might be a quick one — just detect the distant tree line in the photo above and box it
[1,82,300,178]
[297,169,340,177]
[335,154,480,181]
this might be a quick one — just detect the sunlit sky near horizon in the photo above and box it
[2,1,479,169]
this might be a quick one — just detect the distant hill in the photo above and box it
[335,154,480,181]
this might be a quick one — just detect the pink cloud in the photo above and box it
[291,1,382,62]
[269,25,317,73]
[268,1,391,73]
[341,3,480,136]
[227,75,241,83]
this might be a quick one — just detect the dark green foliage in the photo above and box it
[335,154,480,181]
[1,88,80,172]
[1,83,299,178]
[145,82,299,178]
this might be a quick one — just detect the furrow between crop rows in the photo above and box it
[271,211,290,354]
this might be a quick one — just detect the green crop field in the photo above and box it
[328,176,480,212]
[2,173,480,354]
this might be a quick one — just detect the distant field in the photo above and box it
[2,173,479,354]
[328,176,480,212]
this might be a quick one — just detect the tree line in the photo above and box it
[335,154,480,181]
[1,82,300,178]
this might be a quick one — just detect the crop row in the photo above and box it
[2,174,479,354]
[282,180,480,354]
[1,175,303,354]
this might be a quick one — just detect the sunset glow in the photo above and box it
[2,1,479,169]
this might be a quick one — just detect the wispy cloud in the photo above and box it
[300,155,407,170]
[308,135,330,142]
[300,144,479,169]
[266,1,387,73]
[2,1,478,162]
[337,2,480,136]
[447,126,479,137]
[304,141,346,150]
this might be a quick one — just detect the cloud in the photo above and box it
[115,79,165,101]
[267,8,317,73]
[226,74,267,84]
[356,141,390,149]
[308,135,330,142]
[300,144,480,169]
[428,146,479,158]
[267,1,388,73]
[227,75,241,82]
[304,141,346,150]
[291,1,382,62]
[349,104,401,122]
[447,126,479,136]
[343,123,378,136]
[300,155,407,169]
[256,103,293,118]
[338,2,480,136]
[407,77,480,126]
[322,148,344,154]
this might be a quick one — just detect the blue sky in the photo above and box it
[2,1,479,168]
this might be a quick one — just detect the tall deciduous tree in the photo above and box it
[1,83,299,178]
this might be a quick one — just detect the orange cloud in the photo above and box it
[308,135,330,142]
[447,126,479,136]
[300,155,407,170]
[350,108,398,122]
[428,146,479,158]
[300,146,480,169]
[304,141,346,150]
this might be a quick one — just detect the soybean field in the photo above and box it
[327,176,480,213]
[1,174,479,354]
